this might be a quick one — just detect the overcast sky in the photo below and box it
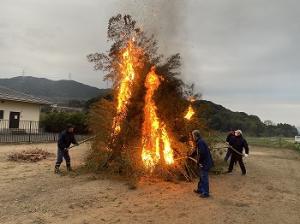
[0,0,299,127]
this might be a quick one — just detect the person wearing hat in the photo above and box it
[227,130,249,175]
[55,124,79,173]
[190,130,214,198]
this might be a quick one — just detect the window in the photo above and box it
[0,110,3,119]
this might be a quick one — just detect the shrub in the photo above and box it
[40,112,88,134]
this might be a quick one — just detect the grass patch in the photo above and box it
[246,137,300,152]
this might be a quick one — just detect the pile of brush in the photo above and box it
[86,14,218,183]
[8,148,54,162]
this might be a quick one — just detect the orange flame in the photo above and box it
[141,67,174,170]
[108,41,174,170]
[188,96,196,102]
[184,105,195,120]
[111,41,139,137]
[161,125,174,165]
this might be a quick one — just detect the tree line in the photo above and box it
[195,100,298,137]
[40,97,298,137]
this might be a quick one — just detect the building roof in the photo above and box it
[0,85,51,105]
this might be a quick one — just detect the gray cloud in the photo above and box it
[0,0,299,126]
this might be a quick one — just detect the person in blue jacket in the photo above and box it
[190,130,214,198]
[54,124,78,173]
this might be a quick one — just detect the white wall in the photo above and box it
[0,100,41,121]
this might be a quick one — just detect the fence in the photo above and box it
[0,120,88,144]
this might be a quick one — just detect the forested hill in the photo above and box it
[194,100,299,137]
[0,76,109,102]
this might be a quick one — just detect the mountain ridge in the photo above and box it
[1,76,298,136]
[0,76,109,102]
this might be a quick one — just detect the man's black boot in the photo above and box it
[54,166,60,174]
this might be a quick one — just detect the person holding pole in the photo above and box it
[227,130,249,175]
[190,130,214,198]
[54,124,78,174]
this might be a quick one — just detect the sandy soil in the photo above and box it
[0,143,299,224]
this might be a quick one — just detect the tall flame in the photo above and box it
[107,41,174,170]
[111,41,138,137]
[161,125,174,165]
[141,67,174,170]
[184,105,195,120]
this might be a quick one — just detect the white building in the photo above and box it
[0,86,50,131]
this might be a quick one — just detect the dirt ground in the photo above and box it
[0,143,299,224]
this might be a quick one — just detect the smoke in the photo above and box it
[113,0,200,96]
[115,0,187,55]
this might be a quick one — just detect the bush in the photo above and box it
[40,112,88,134]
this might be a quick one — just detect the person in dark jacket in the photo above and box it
[224,130,235,162]
[190,130,213,198]
[55,124,78,173]
[227,130,249,175]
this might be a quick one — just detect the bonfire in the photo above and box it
[87,14,207,181]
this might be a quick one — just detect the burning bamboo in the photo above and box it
[110,40,143,140]
[87,14,208,181]
[184,105,195,120]
[141,67,174,171]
